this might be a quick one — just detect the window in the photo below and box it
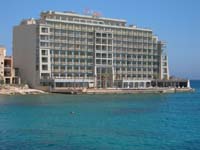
[96,45,101,50]
[67,66,72,70]
[41,50,48,55]
[42,65,48,70]
[96,38,101,44]
[102,46,106,51]
[96,59,101,64]
[108,46,112,51]
[40,42,47,47]
[41,27,48,33]
[108,54,112,58]
[102,39,107,44]
[102,59,107,64]
[41,73,49,79]
[96,33,101,37]
[42,57,48,63]
[102,53,106,58]
[40,35,48,40]
[102,33,107,37]
[96,53,101,58]
[108,40,112,45]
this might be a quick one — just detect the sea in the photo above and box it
[0,80,199,150]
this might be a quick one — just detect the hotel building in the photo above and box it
[13,11,170,89]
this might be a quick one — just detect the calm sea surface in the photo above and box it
[0,81,200,150]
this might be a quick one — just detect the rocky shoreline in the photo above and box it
[0,85,46,95]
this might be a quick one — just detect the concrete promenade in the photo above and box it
[51,87,194,94]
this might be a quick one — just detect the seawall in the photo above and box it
[51,87,194,94]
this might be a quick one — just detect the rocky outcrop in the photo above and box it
[0,85,46,95]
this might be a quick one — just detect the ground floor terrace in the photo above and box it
[40,78,190,89]
[151,79,190,88]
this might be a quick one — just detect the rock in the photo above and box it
[23,84,29,89]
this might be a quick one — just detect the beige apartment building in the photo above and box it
[13,11,170,89]
[0,46,20,84]
[0,46,6,82]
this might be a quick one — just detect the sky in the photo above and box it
[0,0,199,79]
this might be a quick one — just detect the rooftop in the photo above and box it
[41,10,127,23]
[39,10,152,31]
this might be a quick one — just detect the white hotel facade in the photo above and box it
[13,11,169,89]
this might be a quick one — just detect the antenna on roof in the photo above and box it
[92,12,102,18]
[83,8,102,18]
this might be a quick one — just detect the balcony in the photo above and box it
[4,72,11,77]
[4,65,11,68]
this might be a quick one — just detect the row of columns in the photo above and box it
[122,81,151,88]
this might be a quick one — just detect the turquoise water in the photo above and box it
[0,81,200,150]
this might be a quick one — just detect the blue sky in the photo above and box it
[0,0,199,79]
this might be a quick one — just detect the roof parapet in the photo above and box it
[41,10,127,23]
